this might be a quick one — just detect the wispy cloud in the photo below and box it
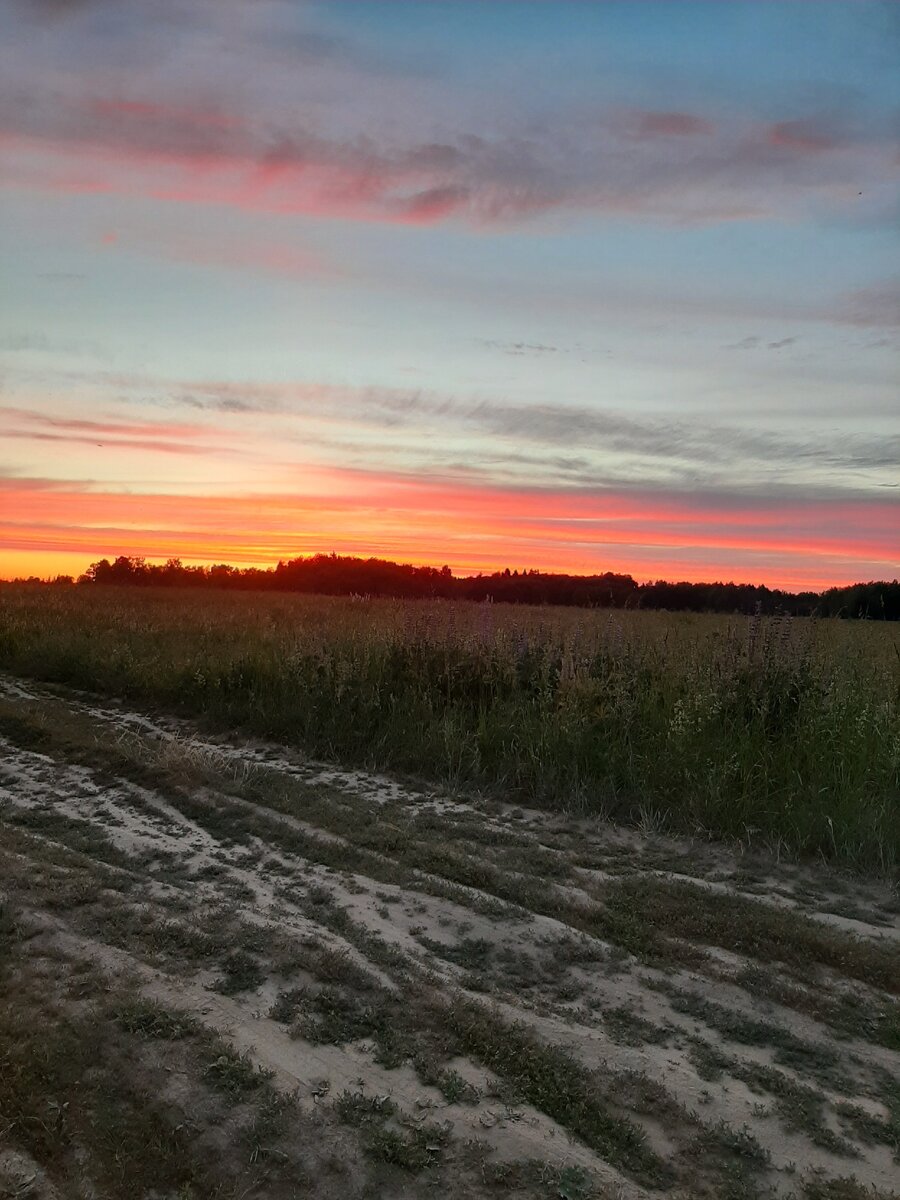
[478,339,566,357]
[766,118,843,153]
[1,65,895,229]
[16,371,888,494]
[726,335,799,351]
[0,332,108,358]
[15,0,98,19]
[0,405,246,457]
[144,232,332,279]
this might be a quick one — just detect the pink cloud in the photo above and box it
[0,406,245,457]
[88,97,241,132]
[767,119,838,153]
[629,110,716,138]
[398,184,471,224]
[0,84,888,229]
[0,407,212,439]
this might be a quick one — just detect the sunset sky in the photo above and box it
[1,0,898,588]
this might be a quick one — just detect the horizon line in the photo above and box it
[2,551,897,597]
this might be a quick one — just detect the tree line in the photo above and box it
[14,553,900,618]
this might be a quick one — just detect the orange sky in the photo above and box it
[3,471,897,590]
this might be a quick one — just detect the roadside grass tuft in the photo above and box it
[734,965,900,1052]
[598,1004,673,1047]
[2,801,134,871]
[836,1101,900,1157]
[435,1067,481,1105]
[655,981,850,1090]
[334,1089,398,1125]
[435,993,673,1186]
[362,1121,450,1172]
[212,948,266,995]
[687,1040,858,1156]
[800,1178,900,1200]
[0,899,19,950]
[1,945,277,1197]
[114,997,201,1040]
[201,1046,272,1102]
[605,877,900,993]
[687,1120,771,1166]
[333,1089,450,1173]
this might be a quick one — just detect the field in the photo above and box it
[0,587,898,1200]
[1,586,898,869]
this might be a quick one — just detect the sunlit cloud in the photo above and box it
[0,406,246,458]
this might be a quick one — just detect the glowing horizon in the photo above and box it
[4,472,896,590]
[1,2,897,590]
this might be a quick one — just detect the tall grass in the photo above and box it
[0,586,897,872]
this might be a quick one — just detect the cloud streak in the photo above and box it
[0,405,248,458]
[1,74,895,228]
[162,377,898,485]
[4,362,895,505]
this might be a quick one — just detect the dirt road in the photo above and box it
[1,674,897,1199]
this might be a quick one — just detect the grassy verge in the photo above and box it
[0,586,897,870]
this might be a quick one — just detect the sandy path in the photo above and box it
[1,672,898,1199]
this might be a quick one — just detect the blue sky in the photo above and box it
[1,0,897,585]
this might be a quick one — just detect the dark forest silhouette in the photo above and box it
[11,554,899,618]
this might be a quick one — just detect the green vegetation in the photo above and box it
[434,994,673,1186]
[212,949,266,995]
[333,1089,451,1172]
[604,878,900,992]
[0,585,897,869]
[0,935,307,1198]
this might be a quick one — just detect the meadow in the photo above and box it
[0,585,897,873]
[2,589,900,1199]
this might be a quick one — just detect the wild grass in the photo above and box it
[0,585,897,870]
[0,944,285,1198]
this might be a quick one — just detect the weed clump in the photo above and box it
[333,1090,449,1172]
[212,949,265,995]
